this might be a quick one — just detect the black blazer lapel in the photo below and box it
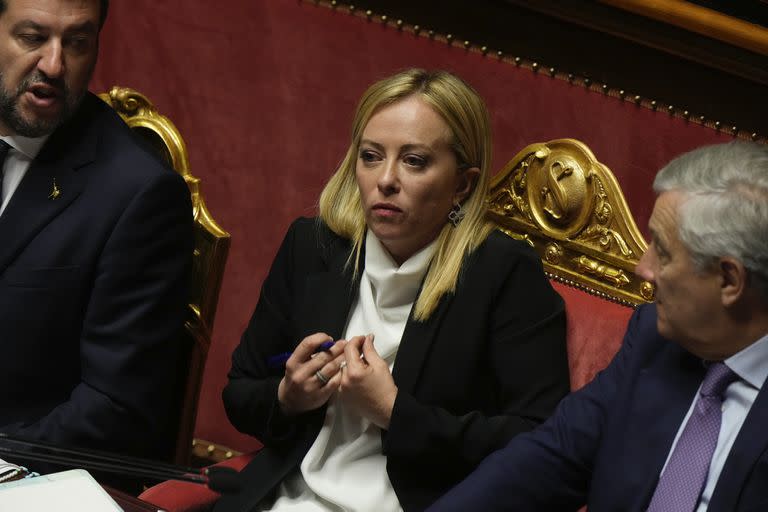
[299,233,453,395]
[0,97,98,274]
[392,292,452,395]
[296,241,358,343]
[708,381,768,510]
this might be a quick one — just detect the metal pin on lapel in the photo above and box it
[48,178,61,200]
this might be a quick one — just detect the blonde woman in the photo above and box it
[220,69,569,512]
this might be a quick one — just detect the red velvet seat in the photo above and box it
[553,282,633,391]
[138,453,257,512]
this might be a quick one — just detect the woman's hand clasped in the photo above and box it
[340,334,398,430]
[278,332,347,415]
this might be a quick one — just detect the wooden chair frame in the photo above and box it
[99,87,231,465]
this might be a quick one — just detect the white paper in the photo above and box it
[0,469,124,511]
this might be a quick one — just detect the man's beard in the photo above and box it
[0,70,85,138]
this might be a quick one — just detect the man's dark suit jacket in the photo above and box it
[428,303,768,512]
[0,93,193,460]
[217,217,570,512]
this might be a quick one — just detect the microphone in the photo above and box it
[0,433,243,493]
[204,466,243,494]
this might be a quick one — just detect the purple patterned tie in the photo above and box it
[647,362,738,512]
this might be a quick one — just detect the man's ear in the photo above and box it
[720,257,748,307]
[455,167,480,204]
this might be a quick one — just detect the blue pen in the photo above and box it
[267,340,335,369]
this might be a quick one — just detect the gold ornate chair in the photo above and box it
[99,87,231,465]
[488,138,653,389]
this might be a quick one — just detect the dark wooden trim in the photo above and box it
[599,0,768,55]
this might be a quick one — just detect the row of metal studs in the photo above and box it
[307,0,765,144]
[544,272,644,309]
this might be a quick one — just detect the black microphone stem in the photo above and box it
[0,433,215,486]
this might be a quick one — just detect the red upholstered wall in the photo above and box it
[90,1,735,452]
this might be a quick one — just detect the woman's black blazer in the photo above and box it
[218,217,569,512]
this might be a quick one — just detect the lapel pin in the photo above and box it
[48,178,61,200]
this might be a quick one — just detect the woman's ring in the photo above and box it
[315,370,329,385]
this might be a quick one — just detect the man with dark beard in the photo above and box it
[0,0,193,466]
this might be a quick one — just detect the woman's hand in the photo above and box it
[278,332,346,415]
[340,334,398,429]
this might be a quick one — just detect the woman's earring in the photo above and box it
[448,202,465,227]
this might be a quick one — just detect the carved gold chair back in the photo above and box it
[488,138,654,306]
[99,87,231,465]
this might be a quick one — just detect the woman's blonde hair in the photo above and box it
[318,69,495,320]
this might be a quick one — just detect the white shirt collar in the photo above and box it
[1,133,50,160]
[725,332,768,390]
[364,231,437,311]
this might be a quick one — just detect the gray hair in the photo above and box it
[654,141,768,302]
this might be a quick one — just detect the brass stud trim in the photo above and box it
[306,0,765,144]
[545,272,640,308]
[192,438,243,463]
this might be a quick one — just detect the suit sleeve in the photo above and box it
[384,246,570,472]
[8,172,193,457]
[426,305,649,511]
[222,219,318,447]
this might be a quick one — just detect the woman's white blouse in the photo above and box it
[262,231,437,512]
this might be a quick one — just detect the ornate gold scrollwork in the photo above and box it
[488,139,651,306]
[528,149,590,238]
[545,243,564,264]
[496,227,534,248]
[575,255,631,287]
[640,281,656,301]
[489,156,535,223]
[578,173,634,257]
[541,160,574,221]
